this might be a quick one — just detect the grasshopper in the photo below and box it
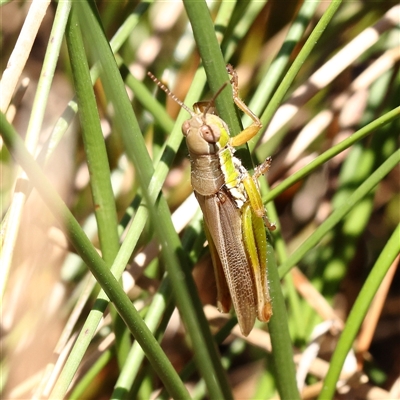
[148,65,275,336]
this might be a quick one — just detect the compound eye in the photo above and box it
[200,124,219,143]
[182,120,191,136]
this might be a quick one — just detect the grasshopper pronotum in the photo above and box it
[148,65,275,336]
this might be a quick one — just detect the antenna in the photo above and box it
[202,81,228,117]
[147,72,195,117]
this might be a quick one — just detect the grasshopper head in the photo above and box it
[182,81,230,156]
[182,113,227,156]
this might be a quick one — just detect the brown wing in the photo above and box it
[203,222,232,314]
[195,189,256,336]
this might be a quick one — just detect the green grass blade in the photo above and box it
[267,235,301,400]
[258,0,343,138]
[244,0,320,132]
[0,112,191,400]
[66,7,120,264]
[319,223,400,399]
[183,0,241,137]
[266,106,400,203]
[279,149,400,278]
